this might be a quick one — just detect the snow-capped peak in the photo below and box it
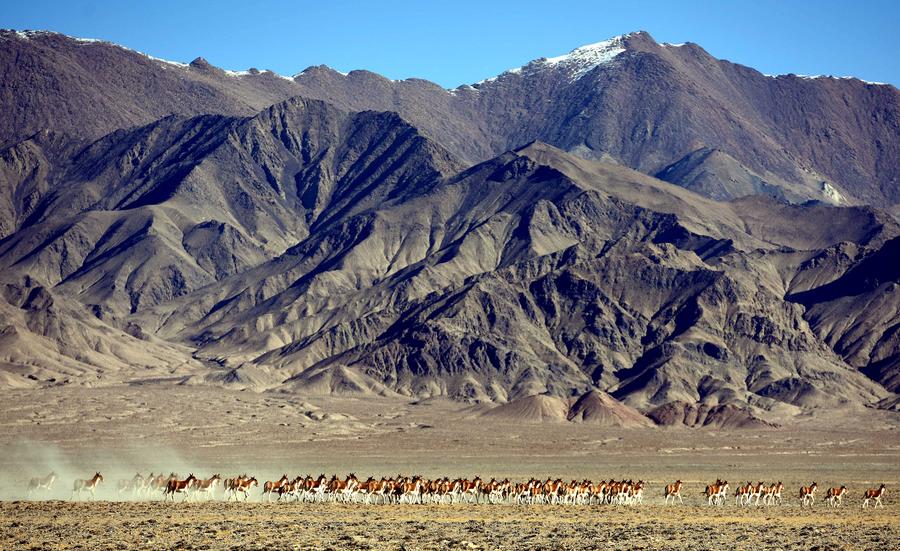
[539,35,627,78]
[474,33,632,86]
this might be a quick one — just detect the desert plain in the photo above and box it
[0,385,897,549]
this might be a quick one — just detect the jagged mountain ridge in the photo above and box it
[64,133,890,418]
[204,143,889,412]
[2,29,898,209]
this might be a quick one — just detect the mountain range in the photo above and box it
[1,29,897,426]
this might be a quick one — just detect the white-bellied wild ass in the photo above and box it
[72,472,103,500]
[262,475,289,502]
[734,482,752,505]
[27,472,57,496]
[825,485,847,507]
[704,480,728,506]
[116,473,144,498]
[193,474,222,500]
[862,484,886,509]
[663,480,683,504]
[136,472,155,497]
[799,482,818,508]
[800,482,819,507]
[225,476,258,501]
[764,482,784,505]
[164,474,198,501]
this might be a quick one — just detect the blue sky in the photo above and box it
[3,0,898,87]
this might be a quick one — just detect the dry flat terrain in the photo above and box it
[1,385,898,549]
[1,501,897,550]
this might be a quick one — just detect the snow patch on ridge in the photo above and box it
[296,65,349,78]
[765,73,889,86]
[801,75,888,86]
[146,55,188,68]
[223,69,295,80]
[10,29,294,78]
[448,84,480,96]
[267,71,296,82]
[821,181,846,204]
[9,29,189,68]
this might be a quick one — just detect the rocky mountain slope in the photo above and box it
[0,97,460,308]
[178,143,889,414]
[0,29,898,426]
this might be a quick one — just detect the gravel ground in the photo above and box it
[1,500,896,550]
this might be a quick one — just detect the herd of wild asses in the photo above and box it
[23,472,888,508]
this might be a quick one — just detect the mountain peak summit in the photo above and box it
[536,35,628,79]
[476,31,656,85]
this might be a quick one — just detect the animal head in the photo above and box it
[95,472,104,482]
